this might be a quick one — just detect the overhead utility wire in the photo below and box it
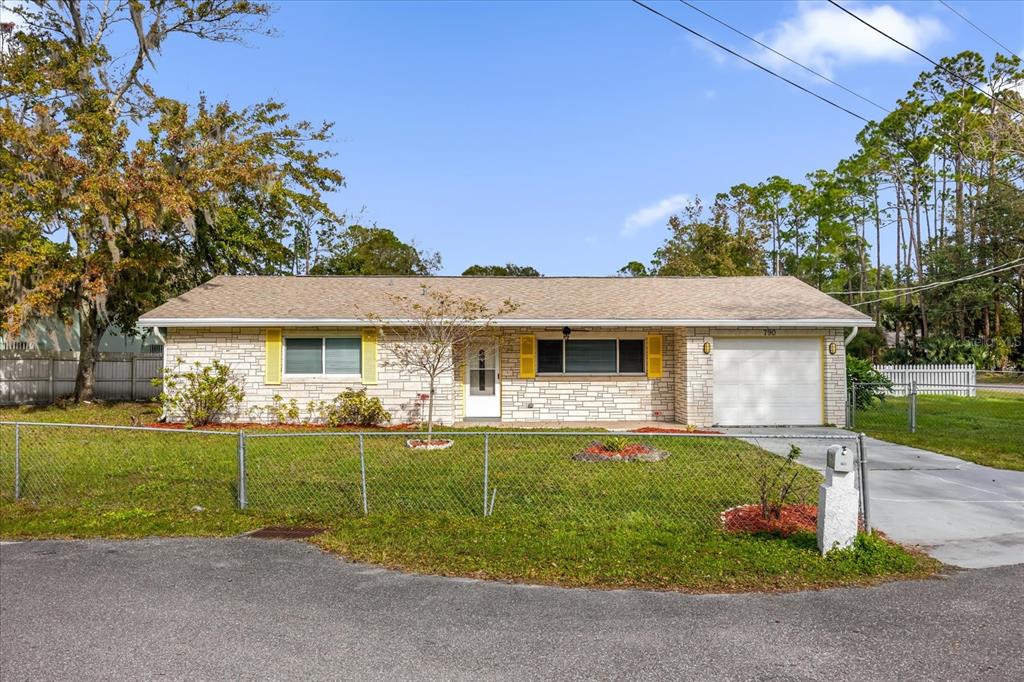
[937,0,1021,58]
[847,259,1024,307]
[630,1,1023,294]
[826,0,1024,118]
[630,0,871,123]
[828,256,1024,295]
[634,0,1021,196]
[677,0,890,113]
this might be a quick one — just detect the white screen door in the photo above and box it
[465,342,500,418]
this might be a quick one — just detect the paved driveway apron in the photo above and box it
[2,538,1023,681]
[729,428,1024,568]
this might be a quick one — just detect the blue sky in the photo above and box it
[41,1,1024,274]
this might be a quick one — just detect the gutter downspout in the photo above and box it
[844,326,859,345]
[153,326,168,422]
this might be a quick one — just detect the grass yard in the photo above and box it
[977,371,1024,385]
[855,390,1024,471]
[1,400,163,425]
[0,403,938,591]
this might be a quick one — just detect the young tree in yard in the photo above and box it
[0,1,345,400]
[367,287,517,436]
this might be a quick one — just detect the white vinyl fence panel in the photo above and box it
[872,364,976,397]
[0,352,163,405]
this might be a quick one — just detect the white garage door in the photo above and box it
[712,337,823,426]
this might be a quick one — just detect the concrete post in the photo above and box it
[817,444,859,554]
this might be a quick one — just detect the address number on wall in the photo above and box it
[763,328,777,336]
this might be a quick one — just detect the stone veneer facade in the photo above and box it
[163,325,847,427]
[495,327,676,422]
[163,327,456,425]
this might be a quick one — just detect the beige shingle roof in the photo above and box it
[139,275,872,327]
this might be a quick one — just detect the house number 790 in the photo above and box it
[763,328,777,336]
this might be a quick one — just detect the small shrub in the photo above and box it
[268,394,300,424]
[306,400,329,424]
[846,356,893,408]
[323,389,391,427]
[755,444,803,520]
[602,437,629,452]
[156,359,245,427]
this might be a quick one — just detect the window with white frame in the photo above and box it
[284,336,361,375]
[536,338,644,374]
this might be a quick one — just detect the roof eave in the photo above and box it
[139,317,874,328]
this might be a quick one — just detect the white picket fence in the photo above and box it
[872,364,976,397]
[0,351,163,405]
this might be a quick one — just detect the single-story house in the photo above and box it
[138,275,872,427]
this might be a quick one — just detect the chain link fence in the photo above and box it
[1,422,868,531]
[849,381,1023,435]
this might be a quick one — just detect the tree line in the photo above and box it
[620,51,1023,367]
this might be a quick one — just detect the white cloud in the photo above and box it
[622,193,690,236]
[756,2,947,77]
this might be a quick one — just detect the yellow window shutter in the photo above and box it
[519,335,536,379]
[646,334,663,379]
[361,329,378,384]
[265,329,282,385]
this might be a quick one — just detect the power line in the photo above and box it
[831,255,1024,295]
[677,0,890,114]
[845,258,1024,306]
[826,0,1024,118]
[937,0,1020,58]
[629,0,871,123]
[633,0,1022,192]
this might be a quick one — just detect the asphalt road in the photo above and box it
[2,538,1022,681]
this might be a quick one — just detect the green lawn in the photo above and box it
[0,402,938,591]
[977,371,1024,385]
[855,390,1024,471]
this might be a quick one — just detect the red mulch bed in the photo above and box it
[721,503,818,536]
[143,422,418,432]
[583,443,657,457]
[629,426,721,434]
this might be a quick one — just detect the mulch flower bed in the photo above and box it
[407,438,455,450]
[572,441,670,462]
[629,426,721,434]
[720,503,818,536]
[144,422,419,432]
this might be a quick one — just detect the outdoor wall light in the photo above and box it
[562,326,572,340]
[703,341,711,354]
[828,342,837,355]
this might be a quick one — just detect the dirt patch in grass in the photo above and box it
[572,442,670,462]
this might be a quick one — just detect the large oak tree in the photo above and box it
[1,1,345,399]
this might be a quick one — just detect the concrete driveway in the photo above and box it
[732,429,1024,568]
[2,538,1023,681]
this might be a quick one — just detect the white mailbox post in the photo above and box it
[817,445,859,554]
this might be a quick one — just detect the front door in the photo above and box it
[465,342,500,418]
